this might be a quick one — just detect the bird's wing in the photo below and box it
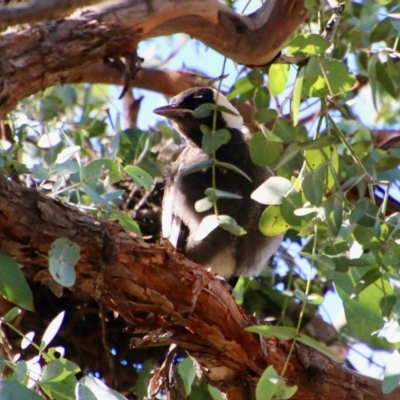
[162,169,189,251]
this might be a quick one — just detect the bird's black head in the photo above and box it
[153,87,243,146]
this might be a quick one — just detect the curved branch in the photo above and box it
[0,174,398,400]
[0,0,308,118]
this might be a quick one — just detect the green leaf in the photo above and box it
[380,294,397,318]
[253,109,278,124]
[369,17,393,43]
[349,198,383,228]
[194,215,220,241]
[51,161,80,176]
[383,350,400,394]
[256,366,297,400]
[215,161,252,181]
[110,210,141,235]
[375,61,397,99]
[305,144,338,192]
[273,117,297,144]
[0,380,43,400]
[76,376,128,400]
[207,385,224,400]
[83,158,123,184]
[259,205,290,236]
[218,215,246,236]
[192,103,215,118]
[32,165,50,180]
[254,87,270,110]
[227,76,256,100]
[246,325,297,340]
[48,238,79,288]
[124,165,154,190]
[249,131,282,166]
[179,160,213,177]
[375,156,400,172]
[334,262,393,343]
[269,64,289,96]
[83,184,109,206]
[178,357,196,396]
[292,67,304,126]
[286,33,329,55]
[41,374,77,400]
[302,167,325,206]
[41,311,65,350]
[324,196,343,236]
[0,251,33,311]
[201,128,231,154]
[280,192,304,230]
[2,307,21,323]
[55,146,81,165]
[350,268,382,298]
[194,197,214,212]
[12,360,27,383]
[303,58,356,97]
[204,188,242,200]
[40,359,80,383]
[251,176,293,205]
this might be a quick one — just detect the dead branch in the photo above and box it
[0,174,398,400]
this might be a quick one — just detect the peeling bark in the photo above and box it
[0,175,398,399]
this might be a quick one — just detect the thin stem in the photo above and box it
[211,56,228,217]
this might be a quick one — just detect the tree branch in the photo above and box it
[0,0,100,27]
[0,174,398,399]
[0,0,308,118]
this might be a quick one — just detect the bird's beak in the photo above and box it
[153,104,191,118]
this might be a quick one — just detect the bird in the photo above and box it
[153,87,282,278]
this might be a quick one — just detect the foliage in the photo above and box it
[1,0,400,398]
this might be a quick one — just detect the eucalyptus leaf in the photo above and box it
[251,176,293,205]
[179,160,213,177]
[259,205,290,236]
[124,165,154,190]
[48,238,79,288]
[0,251,33,311]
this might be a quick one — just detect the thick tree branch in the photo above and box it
[0,0,308,118]
[0,174,398,400]
[0,0,100,27]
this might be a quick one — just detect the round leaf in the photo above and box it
[251,176,293,205]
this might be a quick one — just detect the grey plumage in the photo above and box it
[154,87,282,278]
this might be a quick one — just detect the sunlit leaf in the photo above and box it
[259,205,289,236]
[41,311,65,350]
[251,176,293,205]
[269,64,289,96]
[76,376,128,400]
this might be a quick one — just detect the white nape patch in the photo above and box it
[211,89,244,131]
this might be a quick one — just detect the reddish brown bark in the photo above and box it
[0,175,398,400]
[0,0,308,118]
